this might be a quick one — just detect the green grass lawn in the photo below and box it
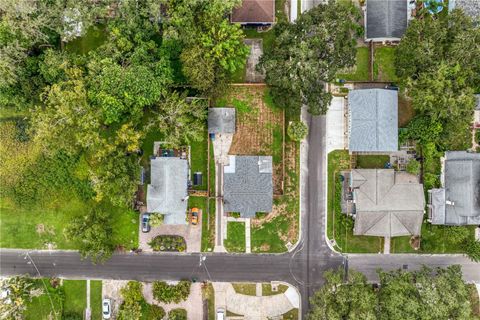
[327,150,383,253]
[243,28,275,53]
[224,222,246,252]
[283,308,299,320]
[262,283,289,296]
[63,280,86,316]
[203,283,215,320]
[24,279,63,319]
[232,283,257,296]
[65,24,107,55]
[251,215,289,253]
[374,46,397,82]
[90,280,103,320]
[202,199,216,252]
[0,196,138,250]
[209,141,215,197]
[337,47,369,81]
[355,155,390,169]
[190,127,208,191]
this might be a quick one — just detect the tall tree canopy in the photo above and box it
[309,266,474,320]
[396,9,480,150]
[259,2,361,115]
[166,0,249,97]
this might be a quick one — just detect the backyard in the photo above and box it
[337,47,369,81]
[355,154,390,169]
[373,46,397,82]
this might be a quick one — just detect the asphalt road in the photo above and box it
[1,114,479,317]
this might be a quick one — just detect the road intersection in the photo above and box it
[1,115,479,317]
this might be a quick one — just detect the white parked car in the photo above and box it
[102,298,111,319]
[216,308,225,320]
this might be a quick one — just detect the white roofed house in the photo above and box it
[147,157,189,225]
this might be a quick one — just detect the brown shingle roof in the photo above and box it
[231,0,275,24]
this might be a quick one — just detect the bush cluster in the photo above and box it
[152,281,191,304]
[149,235,186,252]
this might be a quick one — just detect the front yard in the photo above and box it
[224,222,246,253]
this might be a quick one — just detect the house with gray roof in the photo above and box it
[223,155,273,218]
[351,169,425,237]
[231,0,275,25]
[365,0,408,42]
[449,0,480,21]
[428,151,480,225]
[208,108,236,134]
[147,157,188,224]
[348,89,398,153]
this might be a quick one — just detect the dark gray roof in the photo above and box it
[348,89,398,152]
[208,108,236,134]
[449,0,480,21]
[351,169,425,237]
[430,151,480,225]
[224,156,273,218]
[366,0,408,41]
[147,157,188,224]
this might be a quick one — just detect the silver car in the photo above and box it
[141,213,150,233]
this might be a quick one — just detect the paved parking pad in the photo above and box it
[138,212,202,253]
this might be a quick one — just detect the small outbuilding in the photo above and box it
[351,169,425,237]
[365,0,408,42]
[223,155,273,218]
[208,108,236,135]
[348,89,398,153]
[231,0,275,25]
[428,151,480,225]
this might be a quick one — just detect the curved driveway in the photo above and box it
[1,115,479,316]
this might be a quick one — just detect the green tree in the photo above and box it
[308,269,376,320]
[0,275,39,320]
[66,207,114,263]
[152,281,191,304]
[463,239,480,262]
[167,0,249,96]
[168,308,187,320]
[405,159,420,175]
[148,92,208,148]
[148,305,166,320]
[118,281,144,320]
[287,121,308,141]
[149,213,164,227]
[259,2,361,115]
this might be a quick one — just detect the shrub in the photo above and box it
[149,213,164,227]
[287,121,308,142]
[62,312,83,320]
[406,159,420,175]
[149,235,186,252]
[463,239,480,262]
[168,308,187,320]
[118,281,144,320]
[152,281,191,304]
[147,304,166,320]
[476,130,480,144]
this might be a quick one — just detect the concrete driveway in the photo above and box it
[138,212,202,253]
[244,39,265,83]
[326,96,346,153]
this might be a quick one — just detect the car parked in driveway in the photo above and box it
[191,208,199,225]
[102,298,111,319]
[216,308,225,320]
[141,213,150,233]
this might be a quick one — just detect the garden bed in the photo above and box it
[149,235,187,252]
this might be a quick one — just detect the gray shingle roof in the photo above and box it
[366,0,408,41]
[430,151,480,225]
[449,0,480,21]
[147,157,188,224]
[208,108,236,134]
[224,156,273,218]
[351,169,425,237]
[348,89,398,152]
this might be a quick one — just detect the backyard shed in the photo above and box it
[223,155,273,218]
[365,0,408,42]
[208,108,236,134]
[348,89,398,153]
[147,157,188,225]
[231,0,275,25]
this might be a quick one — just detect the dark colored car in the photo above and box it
[141,213,150,233]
